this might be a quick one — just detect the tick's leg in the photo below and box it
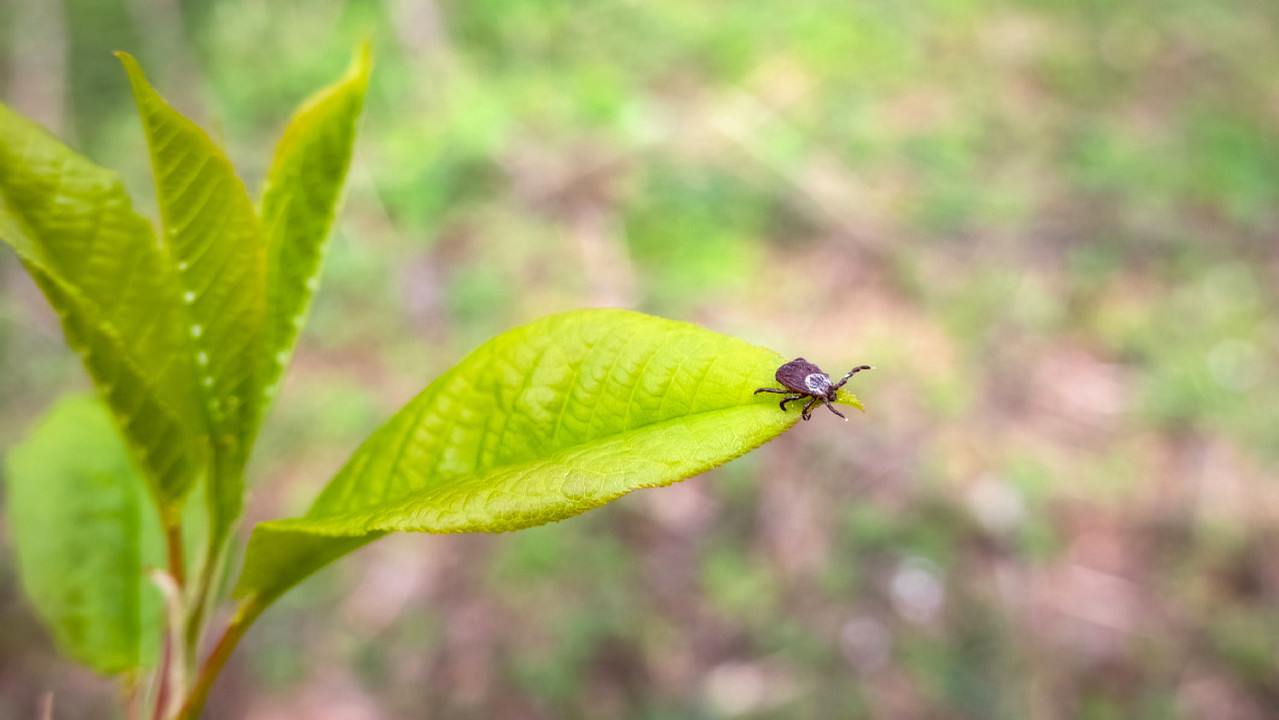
[831,365,873,391]
[802,397,819,420]
[822,398,847,420]
[778,394,806,411]
[754,387,792,395]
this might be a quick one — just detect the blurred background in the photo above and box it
[2,0,1278,718]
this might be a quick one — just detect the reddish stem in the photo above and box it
[165,523,186,588]
[177,598,264,720]
[152,522,186,720]
[151,626,172,720]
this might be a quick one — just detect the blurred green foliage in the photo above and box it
[4,396,166,674]
[2,0,1278,717]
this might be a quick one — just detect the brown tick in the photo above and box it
[754,358,872,421]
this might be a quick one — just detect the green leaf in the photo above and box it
[118,54,267,543]
[0,103,207,516]
[4,395,167,674]
[259,42,371,403]
[235,309,865,606]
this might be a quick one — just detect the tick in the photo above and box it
[754,358,872,421]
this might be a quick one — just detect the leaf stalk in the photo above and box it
[176,597,265,720]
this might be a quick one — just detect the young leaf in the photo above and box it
[118,54,267,543]
[4,395,167,674]
[235,309,864,607]
[0,103,207,515]
[259,42,371,404]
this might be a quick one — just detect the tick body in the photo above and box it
[754,358,871,421]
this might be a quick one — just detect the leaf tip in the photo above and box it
[834,388,864,413]
[351,38,374,81]
[115,51,153,99]
[114,51,140,74]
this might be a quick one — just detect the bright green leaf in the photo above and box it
[118,53,267,544]
[4,395,167,674]
[235,309,865,606]
[0,103,207,516]
[259,42,371,405]
[835,386,864,411]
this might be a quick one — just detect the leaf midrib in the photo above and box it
[296,398,787,527]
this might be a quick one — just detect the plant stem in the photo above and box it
[151,637,170,720]
[185,459,239,671]
[123,673,140,720]
[166,522,186,588]
[151,570,188,720]
[183,530,228,671]
[152,518,189,720]
[177,597,264,720]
